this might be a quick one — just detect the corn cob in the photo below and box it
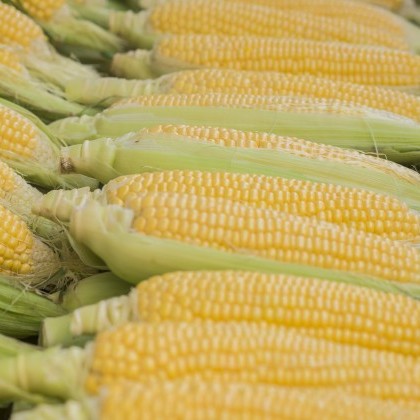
[13,381,420,420]
[67,0,129,28]
[9,0,126,56]
[0,99,97,189]
[0,3,98,89]
[58,126,420,212]
[125,35,420,89]
[69,70,420,124]
[137,0,406,35]
[0,160,42,220]
[43,270,420,357]
[0,203,60,285]
[0,160,61,239]
[34,191,420,288]
[0,333,38,358]
[102,171,420,241]
[109,1,415,51]
[1,322,419,405]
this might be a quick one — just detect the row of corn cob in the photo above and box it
[0,0,420,419]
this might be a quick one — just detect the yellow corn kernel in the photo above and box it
[0,4,46,49]
[144,0,408,50]
[106,171,420,242]
[0,105,57,170]
[133,271,420,356]
[139,70,420,123]
[18,0,66,22]
[0,161,43,221]
[224,0,405,34]
[112,191,420,284]
[87,322,420,405]
[149,35,420,87]
[0,48,25,74]
[0,203,58,276]
[142,0,405,34]
[100,380,420,420]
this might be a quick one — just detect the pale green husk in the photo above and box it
[59,133,420,210]
[0,346,86,403]
[57,272,132,311]
[49,105,420,166]
[12,400,94,420]
[0,276,65,338]
[0,334,38,358]
[22,48,99,91]
[8,0,128,55]
[68,0,127,28]
[109,10,155,48]
[65,77,158,107]
[0,64,91,120]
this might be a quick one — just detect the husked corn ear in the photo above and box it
[140,125,420,186]
[136,35,420,88]
[113,191,420,283]
[0,104,57,170]
[53,270,420,356]
[140,0,406,36]
[0,100,98,190]
[85,322,420,404]
[74,70,420,123]
[99,381,420,420]
[106,171,420,241]
[0,160,43,221]
[150,70,420,123]
[134,273,417,357]
[114,94,412,122]
[0,4,46,49]
[18,0,66,22]
[114,0,409,50]
[3,323,420,405]
[0,3,99,89]
[0,203,59,279]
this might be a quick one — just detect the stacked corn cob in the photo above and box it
[0,0,419,419]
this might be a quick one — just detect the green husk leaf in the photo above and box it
[109,11,155,48]
[49,105,420,165]
[58,272,132,311]
[0,65,94,121]
[68,0,118,28]
[0,276,65,338]
[111,49,156,78]
[22,48,99,91]
[41,19,125,55]
[0,346,86,402]
[0,334,38,358]
[12,399,94,420]
[65,77,155,107]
